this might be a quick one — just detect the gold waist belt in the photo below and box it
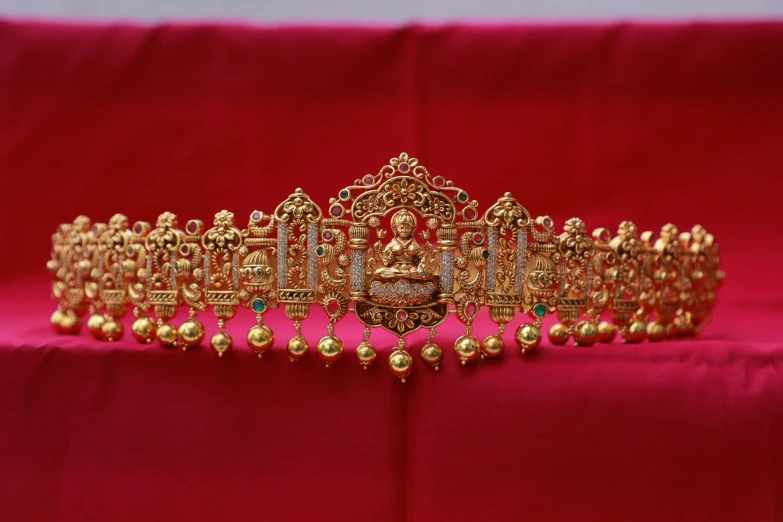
[47,152,724,381]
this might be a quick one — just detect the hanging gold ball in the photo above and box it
[389,349,413,381]
[646,322,667,342]
[287,335,309,361]
[50,310,66,333]
[355,341,377,369]
[131,317,157,344]
[178,319,205,350]
[624,320,647,343]
[247,325,274,358]
[317,334,343,365]
[87,314,106,340]
[548,323,569,346]
[100,319,123,341]
[515,324,541,353]
[454,335,480,364]
[574,321,599,347]
[210,332,232,357]
[157,323,178,348]
[59,311,81,335]
[420,342,443,369]
[671,316,694,338]
[481,334,505,358]
[597,321,617,343]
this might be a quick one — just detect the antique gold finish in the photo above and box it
[210,332,232,357]
[131,317,157,344]
[515,324,541,353]
[389,347,414,382]
[178,319,206,350]
[247,325,274,358]
[286,335,309,362]
[597,322,617,343]
[156,323,178,348]
[355,341,377,369]
[48,152,723,379]
[100,319,123,342]
[87,314,106,340]
[420,341,443,370]
[481,334,505,359]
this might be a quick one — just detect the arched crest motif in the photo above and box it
[321,153,486,344]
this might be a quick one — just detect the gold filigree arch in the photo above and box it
[326,152,481,225]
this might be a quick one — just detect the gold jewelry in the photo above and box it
[47,152,725,380]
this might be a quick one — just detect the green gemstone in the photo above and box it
[458,192,468,202]
[251,299,266,313]
[316,246,325,256]
[534,303,547,318]
[481,250,490,259]
[339,189,350,200]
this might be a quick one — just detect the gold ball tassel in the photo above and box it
[247,309,274,359]
[389,337,413,382]
[317,321,343,367]
[355,327,377,369]
[420,328,443,370]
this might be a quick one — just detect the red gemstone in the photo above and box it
[134,223,142,234]
[251,212,261,221]
[466,302,477,318]
[396,310,407,321]
[363,175,374,184]
[600,229,610,242]
[433,176,445,187]
[464,207,476,220]
[473,233,484,245]
[330,205,343,217]
[399,163,409,173]
[323,230,333,241]
[187,222,198,234]
[544,218,552,227]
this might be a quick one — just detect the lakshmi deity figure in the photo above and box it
[374,209,433,280]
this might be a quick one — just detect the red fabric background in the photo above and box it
[1,20,782,521]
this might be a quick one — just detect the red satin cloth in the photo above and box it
[1,20,782,522]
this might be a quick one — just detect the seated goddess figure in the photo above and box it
[373,209,433,280]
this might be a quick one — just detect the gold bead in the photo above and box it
[597,321,617,343]
[389,349,413,381]
[420,342,443,369]
[59,311,81,335]
[247,325,274,358]
[671,316,694,338]
[157,323,178,348]
[646,322,667,342]
[210,332,232,356]
[624,320,647,343]
[131,317,157,344]
[50,310,66,333]
[317,334,343,366]
[287,335,309,361]
[178,319,205,350]
[100,319,124,341]
[573,321,598,347]
[355,341,377,369]
[454,335,480,363]
[548,323,569,346]
[515,324,541,353]
[87,314,106,340]
[481,334,504,358]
